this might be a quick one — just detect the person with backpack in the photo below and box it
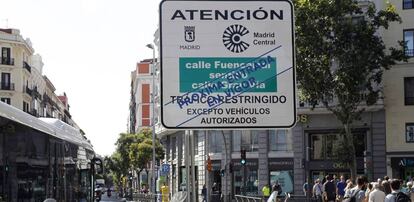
[344,176,366,202]
[385,179,411,202]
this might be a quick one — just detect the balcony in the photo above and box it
[0,57,14,65]
[0,83,15,90]
[24,86,33,96]
[23,61,32,73]
[30,109,39,117]
[406,49,414,57]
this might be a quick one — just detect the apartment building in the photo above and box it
[382,0,414,180]
[129,59,157,134]
[0,28,76,127]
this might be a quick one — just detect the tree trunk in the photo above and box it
[344,123,357,182]
[137,169,142,191]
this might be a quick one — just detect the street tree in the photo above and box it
[105,152,127,192]
[295,0,407,179]
[129,129,164,190]
[115,133,142,173]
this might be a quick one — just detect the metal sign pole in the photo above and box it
[185,130,190,202]
[191,130,197,202]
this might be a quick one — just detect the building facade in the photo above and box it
[382,0,414,180]
[0,28,76,127]
[129,59,157,134]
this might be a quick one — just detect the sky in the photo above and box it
[0,0,159,156]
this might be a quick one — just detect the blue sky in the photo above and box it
[0,0,159,156]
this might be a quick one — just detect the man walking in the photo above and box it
[313,179,323,202]
[368,182,385,202]
[337,176,346,202]
[323,175,336,202]
[344,176,366,202]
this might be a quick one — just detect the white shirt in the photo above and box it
[313,183,323,196]
[369,189,385,202]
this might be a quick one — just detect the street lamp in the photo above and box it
[146,43,156,196]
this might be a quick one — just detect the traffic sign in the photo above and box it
[160,0,296,129]
[161,164,170,174]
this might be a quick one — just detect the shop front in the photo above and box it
[391,157,414,181]
[232,159,258,196]
[268,158,294,195]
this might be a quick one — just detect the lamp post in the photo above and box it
[146,43,157,198]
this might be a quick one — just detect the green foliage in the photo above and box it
[129,130,165,172]
[295,0,407,178]
[105,129,165,188]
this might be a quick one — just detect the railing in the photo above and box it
[132,193,160,201]
[234,195,265,202]
[23,61,32,73]
[30,109,38,117]
[24,86,33,96]
[0,57,14,65]
[0,83,15,90]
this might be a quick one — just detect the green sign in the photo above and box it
[179,57,277,93]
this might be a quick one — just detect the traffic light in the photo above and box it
[240,149,246,165]
[220,169,225,177]
[229,162,233,173]
[207,155,212,172]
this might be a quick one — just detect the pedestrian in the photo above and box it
[344,176,365,202]
[385,179,400,202]
[313,179,323,202]
[161,182,169,202]
[202,184,207,202]
[323,175,336,202]
[364,183,373,202]
[368,182,385,202]
[337,176,347,202]
[381,180,391,195]
[303,180,312,197]
[385,179,411,202]
[262,184,271,200]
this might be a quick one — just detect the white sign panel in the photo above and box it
[160,0,296,129]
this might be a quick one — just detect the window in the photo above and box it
[270,170,293,196]
[269,130,288,151]
[405,77,414,105]
[209,131,223,153]
[232,131,241,152]
[1,47,13,65]
[1,73,11,90]
[406,123,414,143]
[310,132,366,160]
[0,98,10,104]
[404,30,414,57]
[232,130,259,152]
[403,0,414,9]
[23,101,29,113]
[242,131,259,152]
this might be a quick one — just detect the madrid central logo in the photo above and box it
[222,24,250,53]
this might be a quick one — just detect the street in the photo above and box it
[100,192,126,202]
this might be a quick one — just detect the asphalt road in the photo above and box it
[100,192,126,202]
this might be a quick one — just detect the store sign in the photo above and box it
[160,0,296,129]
